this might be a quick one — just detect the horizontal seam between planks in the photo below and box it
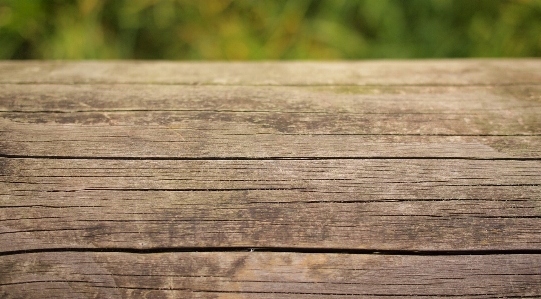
[0,82,540,87]
[3,133,541,137]
[1,247,541,257]
[0,198,534,208]
[1,154,540,161]
[50,188,307,192]
[2,110,541,115]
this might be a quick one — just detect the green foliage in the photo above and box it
[1,0,540,59]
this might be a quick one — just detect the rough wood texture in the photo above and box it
[2,158,541,252]
[1,60,541,298]
[1,252,540,298]
[0,60,540,85]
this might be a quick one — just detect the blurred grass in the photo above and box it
[1,0,540,60]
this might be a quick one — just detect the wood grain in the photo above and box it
[1,252,540,298]
[1,61,541,298]
[0,60,540,85]
[2,157,541,252]
[1,84,540,158]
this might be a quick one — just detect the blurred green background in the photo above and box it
[1,0,540,60]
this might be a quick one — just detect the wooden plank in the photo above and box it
[0,60,540,85]
[5,158,541,193]
[3,115,540,158]
[1,84,540,158]
[2,84,540,113]
[1,252,540,298]
[7,127,541,158]
[1,61,541,297]
[2,158,540,252]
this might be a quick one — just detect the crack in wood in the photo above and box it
[1,81,540,87]
[2,154,540,161]
[2,61,541,298]
[2,247,541,257]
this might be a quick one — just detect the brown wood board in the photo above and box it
[0,60,540,85]
[1,84,541,159]
[1,61,541,297]
[1,252,540,298]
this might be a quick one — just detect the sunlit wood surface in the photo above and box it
[1,60,540,298]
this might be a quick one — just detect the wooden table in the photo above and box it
[1,60,540,298]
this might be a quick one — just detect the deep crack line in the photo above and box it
[1,81,540,87]
[1,247,541,257]
[1,154,540,161]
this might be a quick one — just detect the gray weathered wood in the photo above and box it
[1,61,541,297]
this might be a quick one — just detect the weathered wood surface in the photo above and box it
[2,84,541,159]
[2,158,541,252]
[2,252,540,298]
[1,60,540,85]
[1,60,541,298]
